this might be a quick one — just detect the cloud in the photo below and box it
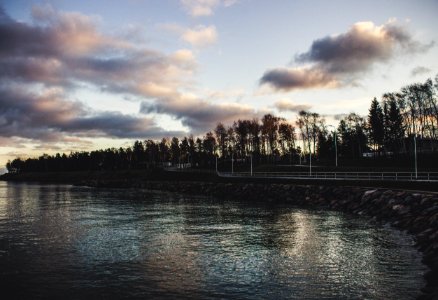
[203,87,245,101]
[180,0,237,17]
[0,5,195,143]
[411,66,431,76]
[1,5,121,59]
[295,21,430,73]
[274,99,312,112]
[0,5,256,144]
[261,67,338,91]
[332,113,350,121]
[162,23,218,48]
[0,137,27,149]
[181,25,218,47]
[0,6,196,99]
[0,86,184,141]
[260,20,434,91]
[140,95,259,133]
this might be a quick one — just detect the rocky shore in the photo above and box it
[84,179,438,299]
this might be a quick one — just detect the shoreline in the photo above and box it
[1,172,438,299]
[1,169,438,191]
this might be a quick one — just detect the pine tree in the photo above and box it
[368,97,384,155]
[387,97,405,152]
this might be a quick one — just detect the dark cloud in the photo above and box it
[332,113,350,121]
[411,66,432,77]
[261,21,434,91]
[261,67,337,91]
[274,99,312,112]
[0,86,184,141]
[0,9,56,58]
[296,22,428,74]
[67,112,184,139]
[140,97,259,133]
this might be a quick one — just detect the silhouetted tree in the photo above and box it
[170,137,180,164]
[261,114,282,156]
[368,97,384,155]
[214,122,227,157]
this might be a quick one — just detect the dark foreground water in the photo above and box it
[0,182,427,299]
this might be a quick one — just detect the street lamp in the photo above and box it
[414,134,418,179]
[250,153,253,176]
[309,143,312,176]
[231,152,234,174]
[327,125,338,168]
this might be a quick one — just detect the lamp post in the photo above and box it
[414,134,418,179]
[328,125,338,168]
[411,118,418,179]
[309,145,312,176]
[231,152,234,174]
[250,154,253,176]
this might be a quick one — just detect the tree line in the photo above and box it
[6,74,438,173]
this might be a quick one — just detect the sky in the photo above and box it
[0,0,437,172]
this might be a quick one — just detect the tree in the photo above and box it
[214,123,227,157]
[159,138,170,163]
[367,97,384,154]
[234,120,250,157]
[248,119,261,155]
[188,135,196,164]
[261,114,282,155]
[338,113,368,159]
[382,93,405,153]
[310,112,322,156]
[132,140,145,168]
[6,158,24,173]
[170,137,180,164]
[296,111,312,159]
[180,137,190,164]
[226,126,236,156]
[278,122,295,155]
[145,140,159,167]
[317,128,332,160]
[202,132,216,156]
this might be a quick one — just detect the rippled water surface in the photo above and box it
[0,182,426,299]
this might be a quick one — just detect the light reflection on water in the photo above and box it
[0,181,426,299]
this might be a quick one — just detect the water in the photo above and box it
[0,182,426,299]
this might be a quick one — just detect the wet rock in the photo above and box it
[392,204,411,215]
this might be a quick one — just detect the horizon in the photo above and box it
[1,0,438,173]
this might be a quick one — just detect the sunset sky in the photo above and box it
[1,0,437,172]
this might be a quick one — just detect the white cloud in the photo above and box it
[180,0,237,17]
[181,25,218,47]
